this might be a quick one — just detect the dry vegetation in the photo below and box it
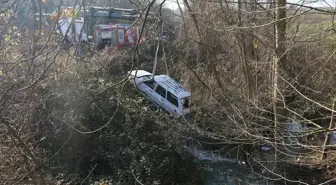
[1,0,336,185]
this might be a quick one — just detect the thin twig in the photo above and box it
[80,164,97,185]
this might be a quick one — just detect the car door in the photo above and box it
[154,84,168,110]
[142,80,159,106]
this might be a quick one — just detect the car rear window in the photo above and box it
[182,97,190,109]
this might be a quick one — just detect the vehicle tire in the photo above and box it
[149,104,158,111]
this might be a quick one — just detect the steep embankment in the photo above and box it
[30,48,201,185]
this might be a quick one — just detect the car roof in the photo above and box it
[154,75,191,98]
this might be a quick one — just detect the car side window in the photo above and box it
[144,80,156,89]
[155,85,166,98]
[167,91,178,107]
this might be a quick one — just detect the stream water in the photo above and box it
[185,143,274,185]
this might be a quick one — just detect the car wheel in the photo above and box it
[149,104,158,111]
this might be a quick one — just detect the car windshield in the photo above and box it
[181,97,190,109]
[140,75,152,80]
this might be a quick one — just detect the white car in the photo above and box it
[129,70,191,117]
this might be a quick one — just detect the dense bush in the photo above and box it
[25,48,199,184]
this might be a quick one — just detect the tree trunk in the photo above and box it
[273,0,287,162]
[183,0,203,64]
[276,0,287,69]
[321,98,335,160]
[237,0,254,100]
